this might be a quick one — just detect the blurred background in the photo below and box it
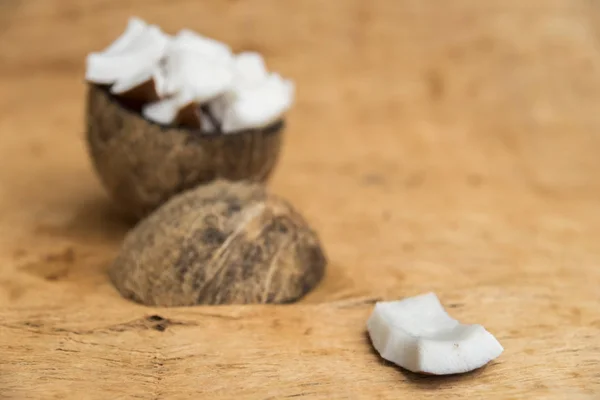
[1,0,600,302]
[0,2,599,397]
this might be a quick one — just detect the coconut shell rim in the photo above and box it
[88,83,286,139]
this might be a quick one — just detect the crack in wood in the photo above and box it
[0,314,201,336]
[330,297,382,309]
[152,353,165,400]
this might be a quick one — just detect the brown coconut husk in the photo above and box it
[85,84,284,219]
[108,180,326,307]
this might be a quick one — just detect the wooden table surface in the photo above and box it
[1,1,599,398]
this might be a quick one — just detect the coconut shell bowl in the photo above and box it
[85,84,284,219]
[84,17,294,219]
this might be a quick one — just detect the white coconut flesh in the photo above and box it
[109,66,166,97]
[367,293,504,375]
[141,90,195,126]
[85,17,294,133]
[161,48,235,103]
[86,23,169,85]
[102,17,147,55]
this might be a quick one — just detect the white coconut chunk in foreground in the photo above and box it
[367,293,503,375]
[142,90,195,125]
[85,22,170,85]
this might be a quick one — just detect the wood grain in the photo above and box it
[0,0,599,398]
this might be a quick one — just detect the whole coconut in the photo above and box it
[108,180,326,306]
[85,84,284,219]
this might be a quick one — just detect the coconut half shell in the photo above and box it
[85,84,284,219]
[108,180,327,307]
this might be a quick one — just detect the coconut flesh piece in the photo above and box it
[144,50,293,132]
[367,293,503,375]
[85,17,295,132]
[160,31,235,101]
[170,29,234,64]
[140,38,235,126]
[85,18,170,86]
[141,90,195,126]
[102,17,147,56]
[110,66,167,102]
[210,52,295,133]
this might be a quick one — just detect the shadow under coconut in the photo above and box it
[23,195,135,286]
[300,261,367,304]
[35,194,135,247]
[362,331,498,389]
